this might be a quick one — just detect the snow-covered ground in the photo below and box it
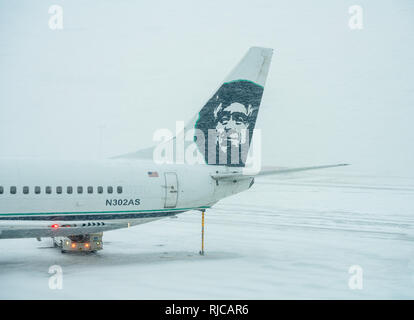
[0,170,413,299]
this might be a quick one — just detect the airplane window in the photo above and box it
[67,186,73,194]
[46,186,52,194]
[77,186,83,194]
[35,186,41,194]
[87,186,93,194]
[10,186,17,194]
[0,186,3,194]
[23,186,29,194]
[97,186,103,194]
[117,186,123,194]
[107,186,113,194]
[56,186,62,194]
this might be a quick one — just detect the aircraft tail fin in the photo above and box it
[115,47,273,166]
[193,46,273,167]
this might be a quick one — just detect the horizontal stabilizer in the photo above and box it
[257,163,350,176]
[211,164,349,181]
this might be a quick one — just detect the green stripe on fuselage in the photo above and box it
[0,206,210,217]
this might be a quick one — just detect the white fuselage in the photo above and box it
[0,158,253,239]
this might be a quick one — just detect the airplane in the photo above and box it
[0,47,348,251]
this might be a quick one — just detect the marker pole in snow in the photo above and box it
[199,210,205,255]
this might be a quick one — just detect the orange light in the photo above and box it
[51,224,59,229]
[85,243,90,248]
[71,243,76,248]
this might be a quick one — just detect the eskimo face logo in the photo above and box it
[195,80,264,166]
[214,102,253,150]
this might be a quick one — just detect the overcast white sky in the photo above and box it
[0,0,413,176]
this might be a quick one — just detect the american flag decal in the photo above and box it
[148,171,159,177]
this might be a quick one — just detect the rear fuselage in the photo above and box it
[0,158,252,222]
